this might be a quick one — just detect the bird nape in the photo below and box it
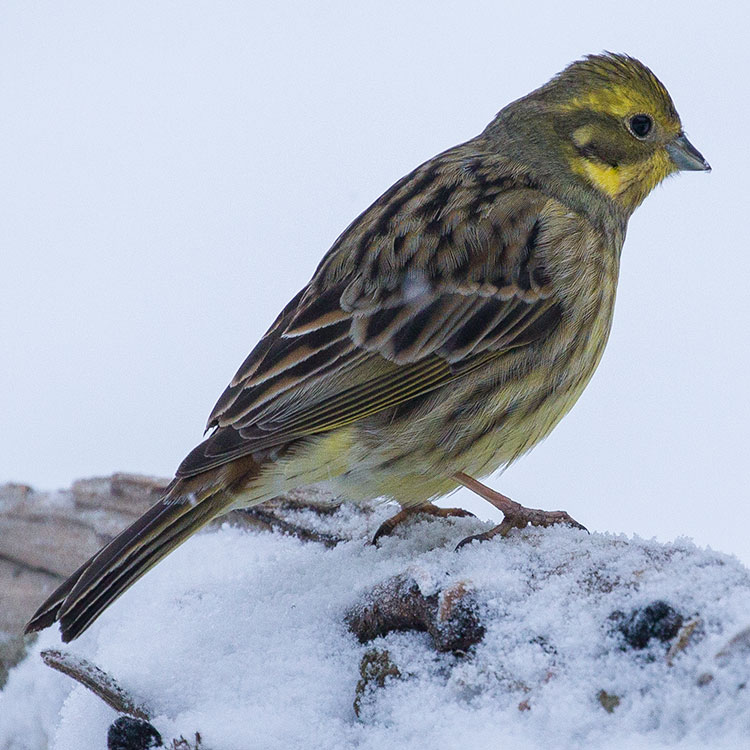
[25,52,709,643]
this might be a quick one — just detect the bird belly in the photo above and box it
[331,305,613,506]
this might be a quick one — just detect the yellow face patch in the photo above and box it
[571,148,676,209]
[575,159,629,198]
[565,85,658,120]
[571,125,595,148]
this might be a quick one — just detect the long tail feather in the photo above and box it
[22,557,93,633]
[24,487,235,642]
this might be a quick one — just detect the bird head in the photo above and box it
[488,53,710,215]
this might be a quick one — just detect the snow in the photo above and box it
[1,503,749,750]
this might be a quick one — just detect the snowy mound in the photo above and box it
[1,500,749,750]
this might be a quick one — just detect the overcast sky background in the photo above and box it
[2,2,748,564]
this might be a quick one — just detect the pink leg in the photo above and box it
[453,472,586,550]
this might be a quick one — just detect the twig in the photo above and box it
[346,575,485,653]
[41,649,151,720]
[225,507,345,547]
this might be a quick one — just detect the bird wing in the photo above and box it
[177,153,565,477]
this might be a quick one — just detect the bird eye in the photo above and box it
[628,114,652,139]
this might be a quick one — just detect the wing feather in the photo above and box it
[178,150,566,478]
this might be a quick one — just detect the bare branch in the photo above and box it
[41,649,151,720]
[346,575,485,654]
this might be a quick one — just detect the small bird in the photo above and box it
[26,53,709,642]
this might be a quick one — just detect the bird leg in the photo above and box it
[372,503,475,545]
[453,471,586,550]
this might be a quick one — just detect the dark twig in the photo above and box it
[224,507,345,548]
[346,575,485,654]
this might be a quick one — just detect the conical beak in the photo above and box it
[666,133,711,172]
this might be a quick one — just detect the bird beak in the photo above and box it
[666,133,711,172]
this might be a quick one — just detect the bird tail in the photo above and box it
[24,476,246,642]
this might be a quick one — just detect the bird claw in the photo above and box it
[372,505,475,545]
[455,508,587,551]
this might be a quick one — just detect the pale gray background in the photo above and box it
[2,2,747,562]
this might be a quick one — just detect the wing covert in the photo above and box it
[178,153,566,478]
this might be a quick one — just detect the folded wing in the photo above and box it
[178,154,564,478]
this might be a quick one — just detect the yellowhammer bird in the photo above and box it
[26,53,709,642]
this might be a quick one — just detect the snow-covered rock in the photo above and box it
[1,487,749,749]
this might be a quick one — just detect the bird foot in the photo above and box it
[372,504,475,545]
[453,471,586,550]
